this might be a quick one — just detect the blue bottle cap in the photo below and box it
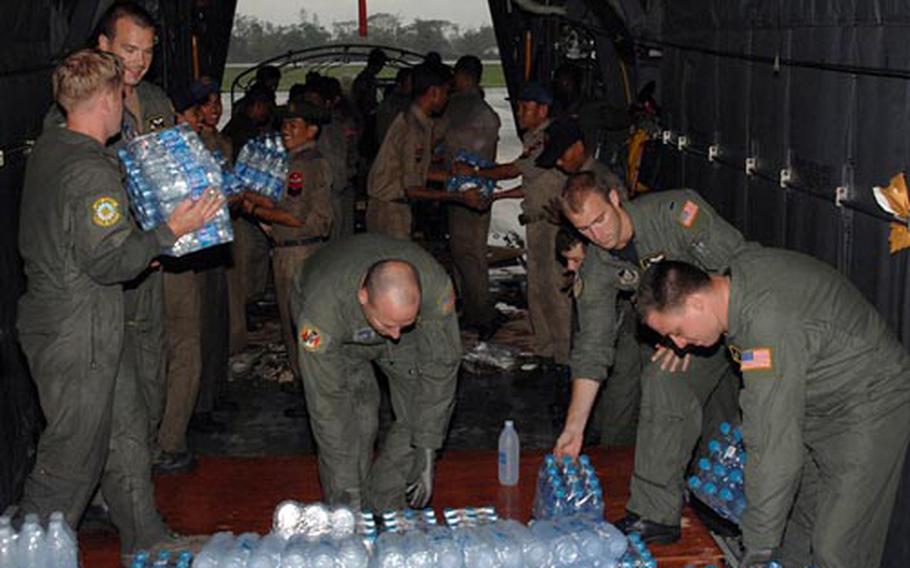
[687,476,701,489]
[719,422,731,435]
[708,439,721,453]
[713,463,728,477]
[698,457,712,471]
[703,482,717,494]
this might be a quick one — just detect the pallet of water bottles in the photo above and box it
[686,422,747,524]
[227,133,288,201]
[129,500,656,567]
[0,511,79,568]
[118,123,233,257]
[446,149,496,198]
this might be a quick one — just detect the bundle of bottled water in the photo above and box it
[687,422,747,523]
[446,149,496,198]
[129,549,193,568]
[192,531,369,568]
[370,514,628,568]
[118,124,233,257]
[617,532,656,568]
[532,454,604,520]
[232,133,288,202]
[0,512,78,568]
[211,149,243,197]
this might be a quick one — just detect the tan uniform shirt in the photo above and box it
[367,105,434,201]
[272,143,334,243]
[200,128,233,163]
[515,119,566,218]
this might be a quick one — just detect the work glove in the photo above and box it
[405,447,436,508]
[740,548,774,568]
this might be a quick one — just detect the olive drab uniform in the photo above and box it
[273,143,334,381]
[17,126,174,554]
[41,81,175,444]
[574,189,746,525]
[724,249,910,568]
[366,105,435,239]
[319,108,357,240]
[121,82,176,445]
[440,87,501,326]
[576,156,640,444]
[517,119,572,363]
[291,234,460,511]
[573,247,644,446]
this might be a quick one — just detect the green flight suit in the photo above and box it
[17,126,174,553]
[120,81,175,445]
[724,248,910,568]
[572,189,747,525]
[291,234,460,511]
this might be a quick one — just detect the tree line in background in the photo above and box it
[227,10,499,63]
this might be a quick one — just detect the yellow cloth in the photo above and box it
[880,173,910,253]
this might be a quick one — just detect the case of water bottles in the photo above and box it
[0,512,79,568]
[532,454,605,520]
[446,149,496,198]
[118,124,234,257]
[687,421,747,524]
[231,133,288,202]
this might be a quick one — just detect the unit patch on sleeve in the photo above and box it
[300,325,324,352]
[91,196,121,227]
[438,283,456,315]
[678,200,700,229]
[740,348,773,371]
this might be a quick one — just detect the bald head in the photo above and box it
[359,260,422,340]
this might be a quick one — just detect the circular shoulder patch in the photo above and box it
[91,196,121,227]
[299,325,325,352]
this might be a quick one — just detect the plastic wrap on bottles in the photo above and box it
[272,500,362,540]
[118,123,233,257]
[446,149,496,198]
[687,421,747,523]
[533,454,604,520]
[232,133,288,202]
[379,508,438,533]
[618,532,657,568]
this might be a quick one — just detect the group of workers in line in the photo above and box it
[12,2,910,568]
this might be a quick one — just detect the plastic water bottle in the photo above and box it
[426,526,462,568]
[194,532,235,568]
[0,519,17,568]
[487,524,523,568]
[18,514,47,568]
[47,512,78,568]
[335,535,369,568]
[310,538,336,568]
[498,420,520,486]
[280,536,309,568]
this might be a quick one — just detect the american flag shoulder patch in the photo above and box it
[679,200,700,228]
[740,348,773,371]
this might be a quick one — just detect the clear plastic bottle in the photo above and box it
[194,531,235,568]
[0,520,17,568]
[47,512,78,568]
[18,513,47,568]
[498,420,520,486]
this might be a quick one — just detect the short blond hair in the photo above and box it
[53,49,123,113]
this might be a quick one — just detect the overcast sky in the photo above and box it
[236,0,493,30]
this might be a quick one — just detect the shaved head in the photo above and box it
[359,260,422,340]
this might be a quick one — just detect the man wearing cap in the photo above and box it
[535,116,625,197]
[553,171,743,544]
[244,100,334,384]
[367,63,488,239]
[636,253,910,568]
[291,234,460,511]
[438,56,501,334]
[463,82,572,364]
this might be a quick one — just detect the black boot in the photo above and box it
[615,512,681,544]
